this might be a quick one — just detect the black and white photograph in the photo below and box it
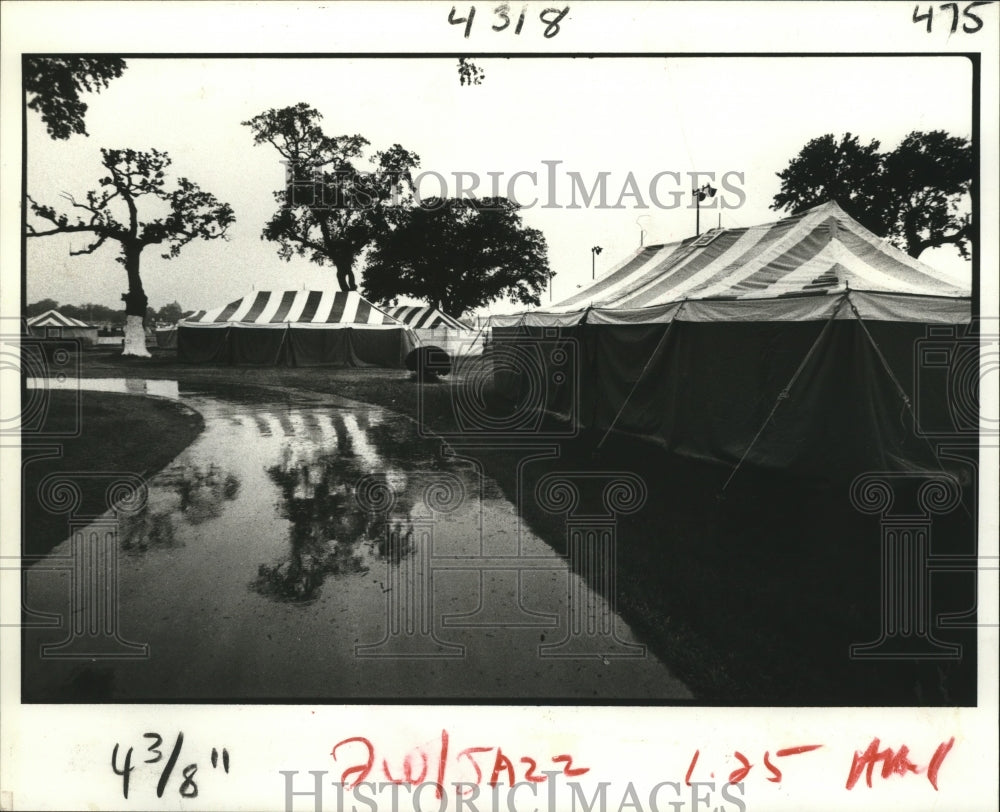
[1,2,997,810]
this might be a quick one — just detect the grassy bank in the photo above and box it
[22,389,204,559]
[57,347,976,705]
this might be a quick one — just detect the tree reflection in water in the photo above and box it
[119,463,242,552]
[253,443,414,605]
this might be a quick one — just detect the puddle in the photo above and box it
[21,379,691,701]
[27,376,180,399]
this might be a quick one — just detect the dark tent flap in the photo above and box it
[178,326,230,364]
[493,308,962,480]
[288,326,415,367]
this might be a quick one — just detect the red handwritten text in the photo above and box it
[846,737,955,791]
[686,744,823,787]
[331,731,589,798]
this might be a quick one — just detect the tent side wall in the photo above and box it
[178,325,415,368]
[491,317,962,480]
[27,325,99,347]
[413,327,482,357]
[287,326,415,367]
[156,328,179,349]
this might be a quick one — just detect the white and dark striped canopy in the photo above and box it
[27,309,92,329]
[181,290,403,329]
[385,305,468,330]
[495,202,970,326]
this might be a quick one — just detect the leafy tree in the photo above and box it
[26,148,234,356]
[362,197,550,318]
[156,301,185,324]
[59,303,124,326]
[771,130,972,259]
[24,298,60,318]
[242,103,419,292]
[883,131,973,258]
[25,56,127,140]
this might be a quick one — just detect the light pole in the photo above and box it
[692,182,717,237]
[636,214,650,247]
[548,271,554,303]
[591,245,603,279]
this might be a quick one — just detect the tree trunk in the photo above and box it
[121,246,150,358]
[331,246,358,292]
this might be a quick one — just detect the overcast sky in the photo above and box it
[25,55,972,316]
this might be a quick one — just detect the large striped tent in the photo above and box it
[178,290,416,367]
[385,305,480,356]
[26,309,98,346]
[490,201,973,479]
[493,201,967,325]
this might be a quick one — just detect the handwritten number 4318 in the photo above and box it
[449,5,569,38]
[912,2,989,32]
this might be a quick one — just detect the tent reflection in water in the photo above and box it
[490,201,974,482]
[178,290,417,367]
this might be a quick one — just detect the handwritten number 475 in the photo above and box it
[449,5,570,38]
[913,2,989,33]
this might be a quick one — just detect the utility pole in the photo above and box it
[591,245,603,279]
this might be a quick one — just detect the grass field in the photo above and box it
[21,388,204,559]
[22,346,977,705]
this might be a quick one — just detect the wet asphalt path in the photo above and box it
[22,380,691,701]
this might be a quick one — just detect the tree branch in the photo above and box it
[70,231,109,256]
[912,224,972,258]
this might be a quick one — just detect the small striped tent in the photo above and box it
[385,305,466,331]
[385,305,480,356]
[178,290,416,367]
[26,309,98,346]
[490,200,972,478]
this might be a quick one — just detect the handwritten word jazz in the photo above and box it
[331,731,588,796]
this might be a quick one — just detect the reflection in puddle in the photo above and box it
[22,379,689,700]
[91,388,446,607]
[119,464,243,552]
[254,451,415,605]
[27,377,180,399]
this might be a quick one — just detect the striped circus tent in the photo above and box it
[385,305,467,331]
[385,304,481,356]
[26,309,98,346]
[490,200,972,479]
[178,290,416,367]
[27,309,91,329]
[493,201,967,326]
[183,290,401,328]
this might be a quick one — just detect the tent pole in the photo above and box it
[467,314,492,353]
[720,293,848,494]
[596,301,686,450]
